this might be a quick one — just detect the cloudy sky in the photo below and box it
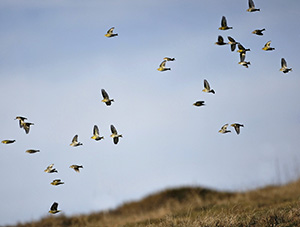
[1,0,300,225]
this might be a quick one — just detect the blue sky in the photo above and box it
[1,0,300,225]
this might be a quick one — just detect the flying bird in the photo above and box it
[44,164,58,173]
[15,116,27,128]
[215,35,227,46]
[262,41,275,51]
[70,165,83,173]
[218,124,231,134]
[105,27,118,38]
[110,124,123,145]
[163,57,175,61]
[202,79,215,94]
[218,16,233,30]
[238,53,251,68]
[157,60,171,71]
[26,149,40,154]
[51,179,64,186]
[231,123,244,135]
[252,28,265,36]
[91,125,104,141]
[70,135,83,147]
[49,202,61,214]
[280,58,292,73]
[1,140,16,144]
[101,89,114,106]
[193,101,205,107]
[247,0,260,12]
[227,36,239,51]
[237,43,250,54]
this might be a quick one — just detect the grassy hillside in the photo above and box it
[13,180,300,227]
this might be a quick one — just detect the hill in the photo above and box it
[13,180,300,227]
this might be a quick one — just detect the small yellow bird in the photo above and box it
[215,35,227,46]
[1,140,16,144]
[193,101,205,107]
[49,202,61,214]
[218,16,232,30]
[231,123,244,135]
[157,60,171,71]
[101,89,114,106]
[247,0,260,12]
[70,135,83,147]
[44,164,58,173]
[252,28,265,36]
[280,58,292,74]
[218,124,231,134]
[238,53,251,68]
[15,116,27,128]
[202,79,215,94]
[262,41,275,51]
[70,165,83,173]
[26,149,40,154]
[105,27,118,38]
[51,179,64,186]
[91,125,104,141]
[110,125,122,145]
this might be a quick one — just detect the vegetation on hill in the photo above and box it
[13,179,300,227]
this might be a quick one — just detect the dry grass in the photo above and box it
[13,179,300,227]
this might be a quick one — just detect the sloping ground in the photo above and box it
[13,180,300,227]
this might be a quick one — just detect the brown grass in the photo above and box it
[13,179,300,227]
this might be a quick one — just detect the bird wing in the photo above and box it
[221,16,227,27]
[107,27,114,34]
[265,41,271,48]
[227,36,235,43]
[101,89,109,99]
[51,202,58,211]
[222,124,228,130]
[72,135,78,143]
[249,0,255,8]
[93,125,99,136]
[233,125,240,134]
[238,43,245,50]
[240,53,246,62]
[159,60,166,68]
[281,58,287,68]
[218,35,224,43]
[204,79,210,90]
[113,137,119,144]
[111,125,117,134]
[24,124,30,134]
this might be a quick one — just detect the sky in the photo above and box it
[0,0,300,225]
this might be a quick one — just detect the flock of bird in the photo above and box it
[2,0,294,217]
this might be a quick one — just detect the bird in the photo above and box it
[101,89,114,106]
[26,149,40,154]
[262,41,275,51]
[238,53,251,68]
[110,124,122,145]
[51,179,64,186]
[157,60,171,71]
[252,28,265,36]
[1,140,16,144]
[105,27,118,38]
[202,79,215,94]
[70,135,83,147]
[44,164,58,173]
[215,35,227,46]
[280,58,292,73]
[15,116,27,128]
[163,57,175,61]
[22,122,34,134]
[49,202,61,214]
[218,124,231,134]
[231,123,244,135]
[218,16,232,30]
[70,165,83,173]
[193,101,205,107]
[237,43,250,54]
[91,125,104,141]
[227,36,239,51]
[247,0,260,12]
